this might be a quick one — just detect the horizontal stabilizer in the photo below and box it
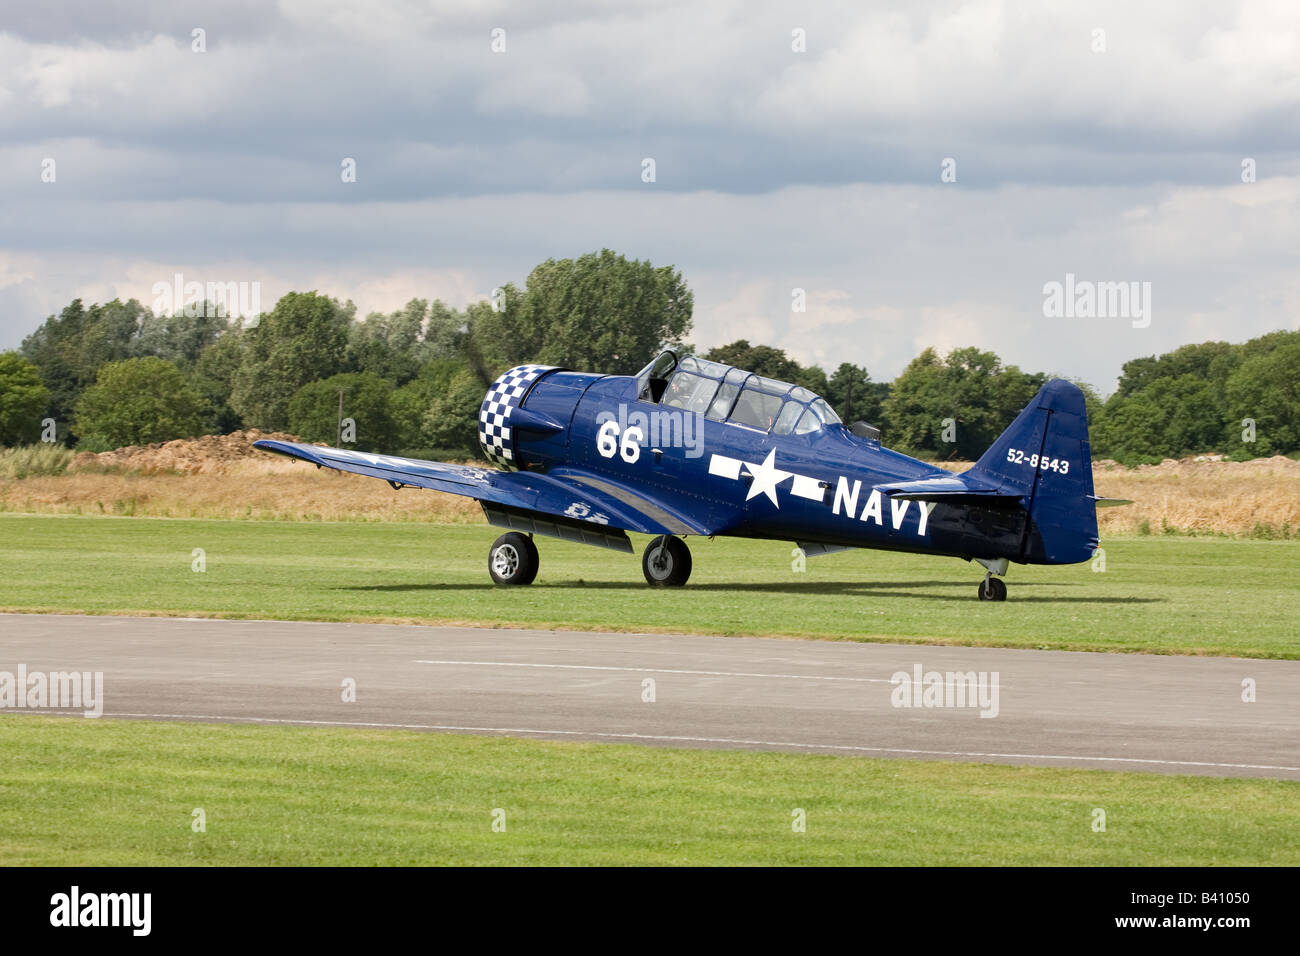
[1091,496,1134,508]
[872,475,1024,504]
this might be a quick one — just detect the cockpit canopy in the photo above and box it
[635,350,842,436]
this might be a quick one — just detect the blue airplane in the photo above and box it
[255,351,1117,600]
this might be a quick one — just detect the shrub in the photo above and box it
[73,357,207,448]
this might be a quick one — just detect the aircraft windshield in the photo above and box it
[636,351,679,403]
[639,351,839,435]
[811,398,841,425]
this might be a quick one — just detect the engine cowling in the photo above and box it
[477,364,559,469]
[478,364,608,471]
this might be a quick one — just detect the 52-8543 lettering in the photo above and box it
[1006,448,1070,474]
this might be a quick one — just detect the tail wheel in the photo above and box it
[977,575,1007,601]
[642,535,692,587]
[488,532,539,586]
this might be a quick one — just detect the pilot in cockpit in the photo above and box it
[663,375,689,408]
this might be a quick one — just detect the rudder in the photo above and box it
[962,379,1098,564]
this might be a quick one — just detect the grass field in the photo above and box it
[2,514,1296,658]
[1,715,1295,866]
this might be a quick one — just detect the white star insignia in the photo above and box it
[744,449,793,506]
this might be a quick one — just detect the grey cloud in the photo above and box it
[1,0,1297,392]
[1,1,1297,201]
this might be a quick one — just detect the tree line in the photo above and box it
[1,248,1296,464]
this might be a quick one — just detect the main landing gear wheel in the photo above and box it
[488,532,539,586]
[642,535,692,587]
[977,574,1007,602]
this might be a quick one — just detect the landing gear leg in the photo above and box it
[977,572,1007,602]
[642,535,692,587]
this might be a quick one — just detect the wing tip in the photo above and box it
[252,438,323,465]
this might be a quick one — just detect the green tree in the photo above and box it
[20,298,151,439]
[479,250,693,379]
[462,295,521,384]
[230,292,353,430]
[1224,340,1300,456]
[72,357,207,449]
[879,348,946,452]
[420,367,487,453]
[193,332,245,433]
[1096,375,1223,462]
[702,339,834,395]
[824,362,887,427]
[703,340,803,382]
[133,308,228,366]
[390,358,480,452]
[287,372,397,452]
[0,352,52,446]
[1095,331,1300,461]
[883,347,1046,458]
[423,300,467,362]
[348,298,430,385]
[1115,341,1238,398]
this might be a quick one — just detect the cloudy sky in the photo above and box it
[2,0,1298,391]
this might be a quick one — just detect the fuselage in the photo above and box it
[508,369,1034,564]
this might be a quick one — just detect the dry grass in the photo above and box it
[0,444,75,479]
[2,431,480,522]
[930,457,1300,537]
[1,431,1296,535]
[0,466,482,522]
[1090,457,1299,538]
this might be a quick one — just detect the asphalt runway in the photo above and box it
[2,613,1297,779]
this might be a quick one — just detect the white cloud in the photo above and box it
[750,1,1300,138]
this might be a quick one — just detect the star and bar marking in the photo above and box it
[708,451,824,507]
[708,451,937,536]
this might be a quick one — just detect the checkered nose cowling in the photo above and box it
[478,364,558,469]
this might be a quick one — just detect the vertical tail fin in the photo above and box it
[962,379,1098,564]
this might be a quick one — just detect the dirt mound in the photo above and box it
[1125,455,1300,477]
[69,430,317,476]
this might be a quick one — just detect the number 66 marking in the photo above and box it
[596,420,644,463]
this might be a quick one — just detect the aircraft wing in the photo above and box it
[253,439,713,551]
